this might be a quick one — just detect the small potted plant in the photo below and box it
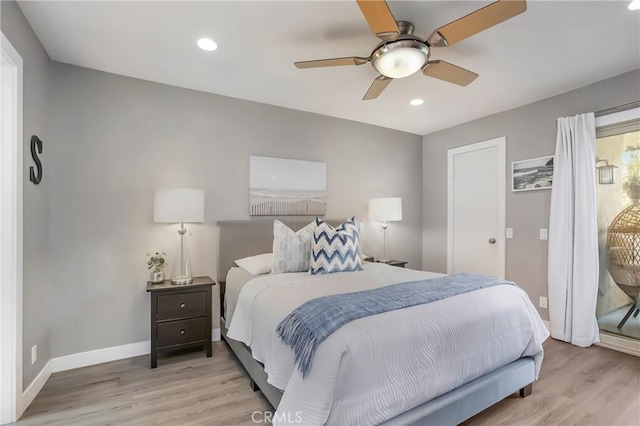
[623,152,640,204]
[147,252,167,283]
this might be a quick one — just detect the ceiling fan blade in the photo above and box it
[422,60,478,86]
[294,57,369,69]
[363,75,392,100]
[356,0,400,41]
[426,0,527,47]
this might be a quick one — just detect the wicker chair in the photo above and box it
[607,203,640,329]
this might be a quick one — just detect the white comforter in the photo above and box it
[227,264,549,425]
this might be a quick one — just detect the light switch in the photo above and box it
[539,296,548,309]
[540,228,548,241]
[506,228,513,239]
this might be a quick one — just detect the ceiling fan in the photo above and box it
[294,0,527,100]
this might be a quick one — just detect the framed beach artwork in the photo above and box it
[512,155,554,192]
[249,155,327,216]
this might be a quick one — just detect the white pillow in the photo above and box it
[272,220,315,274]
[234,253,273,275]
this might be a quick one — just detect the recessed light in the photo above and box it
[197,38,218,51]
[629,0,640,10]
[410,98,424,106]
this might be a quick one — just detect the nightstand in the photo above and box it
[146,276,216,368]
[364,257,408,268]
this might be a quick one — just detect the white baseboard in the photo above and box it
[51,328,221,373]
[596,332,640,357]
[20,359,52,417]
[51,341,150,373]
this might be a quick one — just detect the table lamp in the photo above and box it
[154,188,205,284]
[368,197,402,263]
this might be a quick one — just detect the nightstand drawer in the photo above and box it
[157,318,207,348]
[157,292,206,320]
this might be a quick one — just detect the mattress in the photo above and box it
[227,264,549,425]
[224,266,256,322]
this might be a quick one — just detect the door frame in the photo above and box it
[0,33,24,424]
[447,137,506,278]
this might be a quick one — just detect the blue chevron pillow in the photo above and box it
[310,217,363,275]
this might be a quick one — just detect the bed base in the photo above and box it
[220,316,534,425]
[379,358,534,425]
[221,317,284,407]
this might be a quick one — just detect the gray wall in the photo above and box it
[49,62,422,357]
[1,0,52,387]
[422,69,640,321]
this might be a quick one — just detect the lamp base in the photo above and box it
[171,275,193,285]
[171,222,193,285]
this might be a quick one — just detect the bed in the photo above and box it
[217,220,549,425]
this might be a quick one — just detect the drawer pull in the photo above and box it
[180,329,185,335]
[180,303,186,308]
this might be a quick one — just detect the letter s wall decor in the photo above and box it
[29,135,43,185]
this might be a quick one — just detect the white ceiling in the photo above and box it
[18,1,640,135]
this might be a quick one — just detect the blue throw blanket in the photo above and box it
[276,273,514,377]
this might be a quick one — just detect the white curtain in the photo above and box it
[548,112,600,347]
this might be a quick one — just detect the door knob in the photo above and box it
[488,238,496,244]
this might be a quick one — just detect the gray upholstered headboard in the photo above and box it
[217,219,342,282]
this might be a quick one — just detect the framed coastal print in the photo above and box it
[249,156,327,216]
[512,156,554,192]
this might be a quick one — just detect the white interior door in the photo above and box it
[448,137,505,278]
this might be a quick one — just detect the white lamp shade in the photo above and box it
[154,188,205,223]
[368,197,402,222]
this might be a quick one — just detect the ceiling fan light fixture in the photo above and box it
[372,41,429,79]
[410,98,424,106]
[294,0,525,100]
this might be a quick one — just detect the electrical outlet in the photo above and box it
[539,296,548,309]
[506,228,513,239]
[540,228,548,241]
[31,345,37,365]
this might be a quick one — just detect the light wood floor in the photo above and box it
[15,339,639,426]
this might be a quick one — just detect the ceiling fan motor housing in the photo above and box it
[396,20,415,36]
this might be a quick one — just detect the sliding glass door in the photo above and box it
[596,119,640,343]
